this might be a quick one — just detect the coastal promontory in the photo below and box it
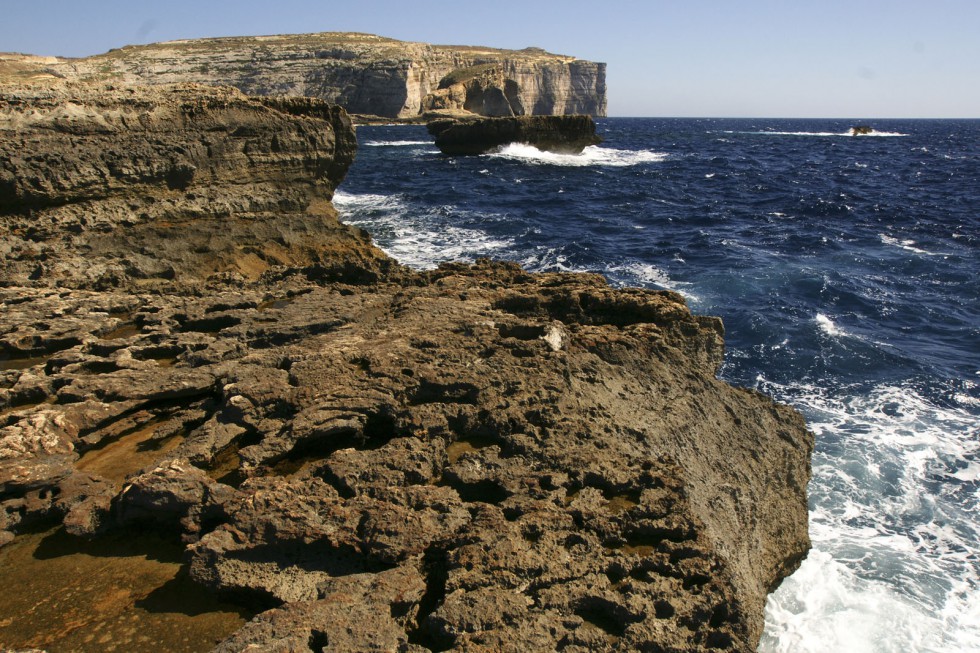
[428,115,603,155]
[0,81,811,652]
[8,32,607,120]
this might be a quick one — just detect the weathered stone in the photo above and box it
[115,458,234,540]
[428,115,603,155]
[0,81,811,653]
[211,565,427,652]
[0,81,387,290]
[34,33,607,120]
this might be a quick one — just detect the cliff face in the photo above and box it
[0,82,390,288]
[0,82,810,653]
[47,33,607,119]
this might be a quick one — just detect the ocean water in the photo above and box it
[336,118,980,652]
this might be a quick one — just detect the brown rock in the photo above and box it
[428,114,603,155]
[0,81,389,290]
[34,33,607,120]
[0,82,811,653]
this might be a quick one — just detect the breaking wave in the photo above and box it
[758,378,980,653]
[728,130,909,137]
[333,191,513,269]
[487,143,668,167]
[362,140,435,147]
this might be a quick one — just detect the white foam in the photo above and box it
[362,140,434,147]
[761,550,955,653]
[880,234,944,256]
[334,191,513,269]
[332,190,407,212]
[521,247,591,275]
[815,313,845,337]
[487,143,668,167]
[606,262,699,302]
[757,378,980,652]
[737,130,908,138]
[372,222,514,269]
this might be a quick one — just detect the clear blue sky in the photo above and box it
[3,0,978,118]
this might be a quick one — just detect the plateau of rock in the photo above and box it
[427,115,603,155]
[0,80,811,652]
[6,32,607,120]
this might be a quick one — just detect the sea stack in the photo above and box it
[0,80,812,652]
[428,115,603,155]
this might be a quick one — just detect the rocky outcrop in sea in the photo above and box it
[427,115,603,155]
[16,32,607,120]
[0,81,812,652]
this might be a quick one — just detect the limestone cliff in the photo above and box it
[0,82,810,653]
[45,32,607,119]
[0,82,390,288]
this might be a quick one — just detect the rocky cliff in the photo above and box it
[0,82,810,653]
[428,115,603,155]
[44,32,607,119]
[0,81,391,288]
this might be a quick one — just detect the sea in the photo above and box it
[334,118,980,653]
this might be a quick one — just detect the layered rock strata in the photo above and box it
[428,115,603,155]
[39,32,607,119]
[0,82,812,653]
[0,82,391,289]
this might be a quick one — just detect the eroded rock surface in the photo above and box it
[0,82,390,289]
[428,115,603,156]
[0,82,811,653]
[14,32,607,120]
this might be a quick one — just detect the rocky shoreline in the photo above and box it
[0,81,812,652]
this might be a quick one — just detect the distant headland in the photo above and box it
[0,32,607,121]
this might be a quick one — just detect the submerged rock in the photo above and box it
[0,81,812,653]
[428,114,603,156]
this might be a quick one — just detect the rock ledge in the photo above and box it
[0,81,812,653]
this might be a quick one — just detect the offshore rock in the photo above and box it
[0,81,812,652]
[428,115,603,155]
[32,32,607,119]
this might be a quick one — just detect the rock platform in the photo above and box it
[0,81,812,652]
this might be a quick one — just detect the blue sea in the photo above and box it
[335,118,980,652]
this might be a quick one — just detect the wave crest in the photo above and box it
[757,377,980,653]
[363,140,434,147]
[728,130,909,138]
[487,143,668,167]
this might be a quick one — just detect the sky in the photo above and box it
[2,0,978,118]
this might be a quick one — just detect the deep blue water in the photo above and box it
[336,118,980,652]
